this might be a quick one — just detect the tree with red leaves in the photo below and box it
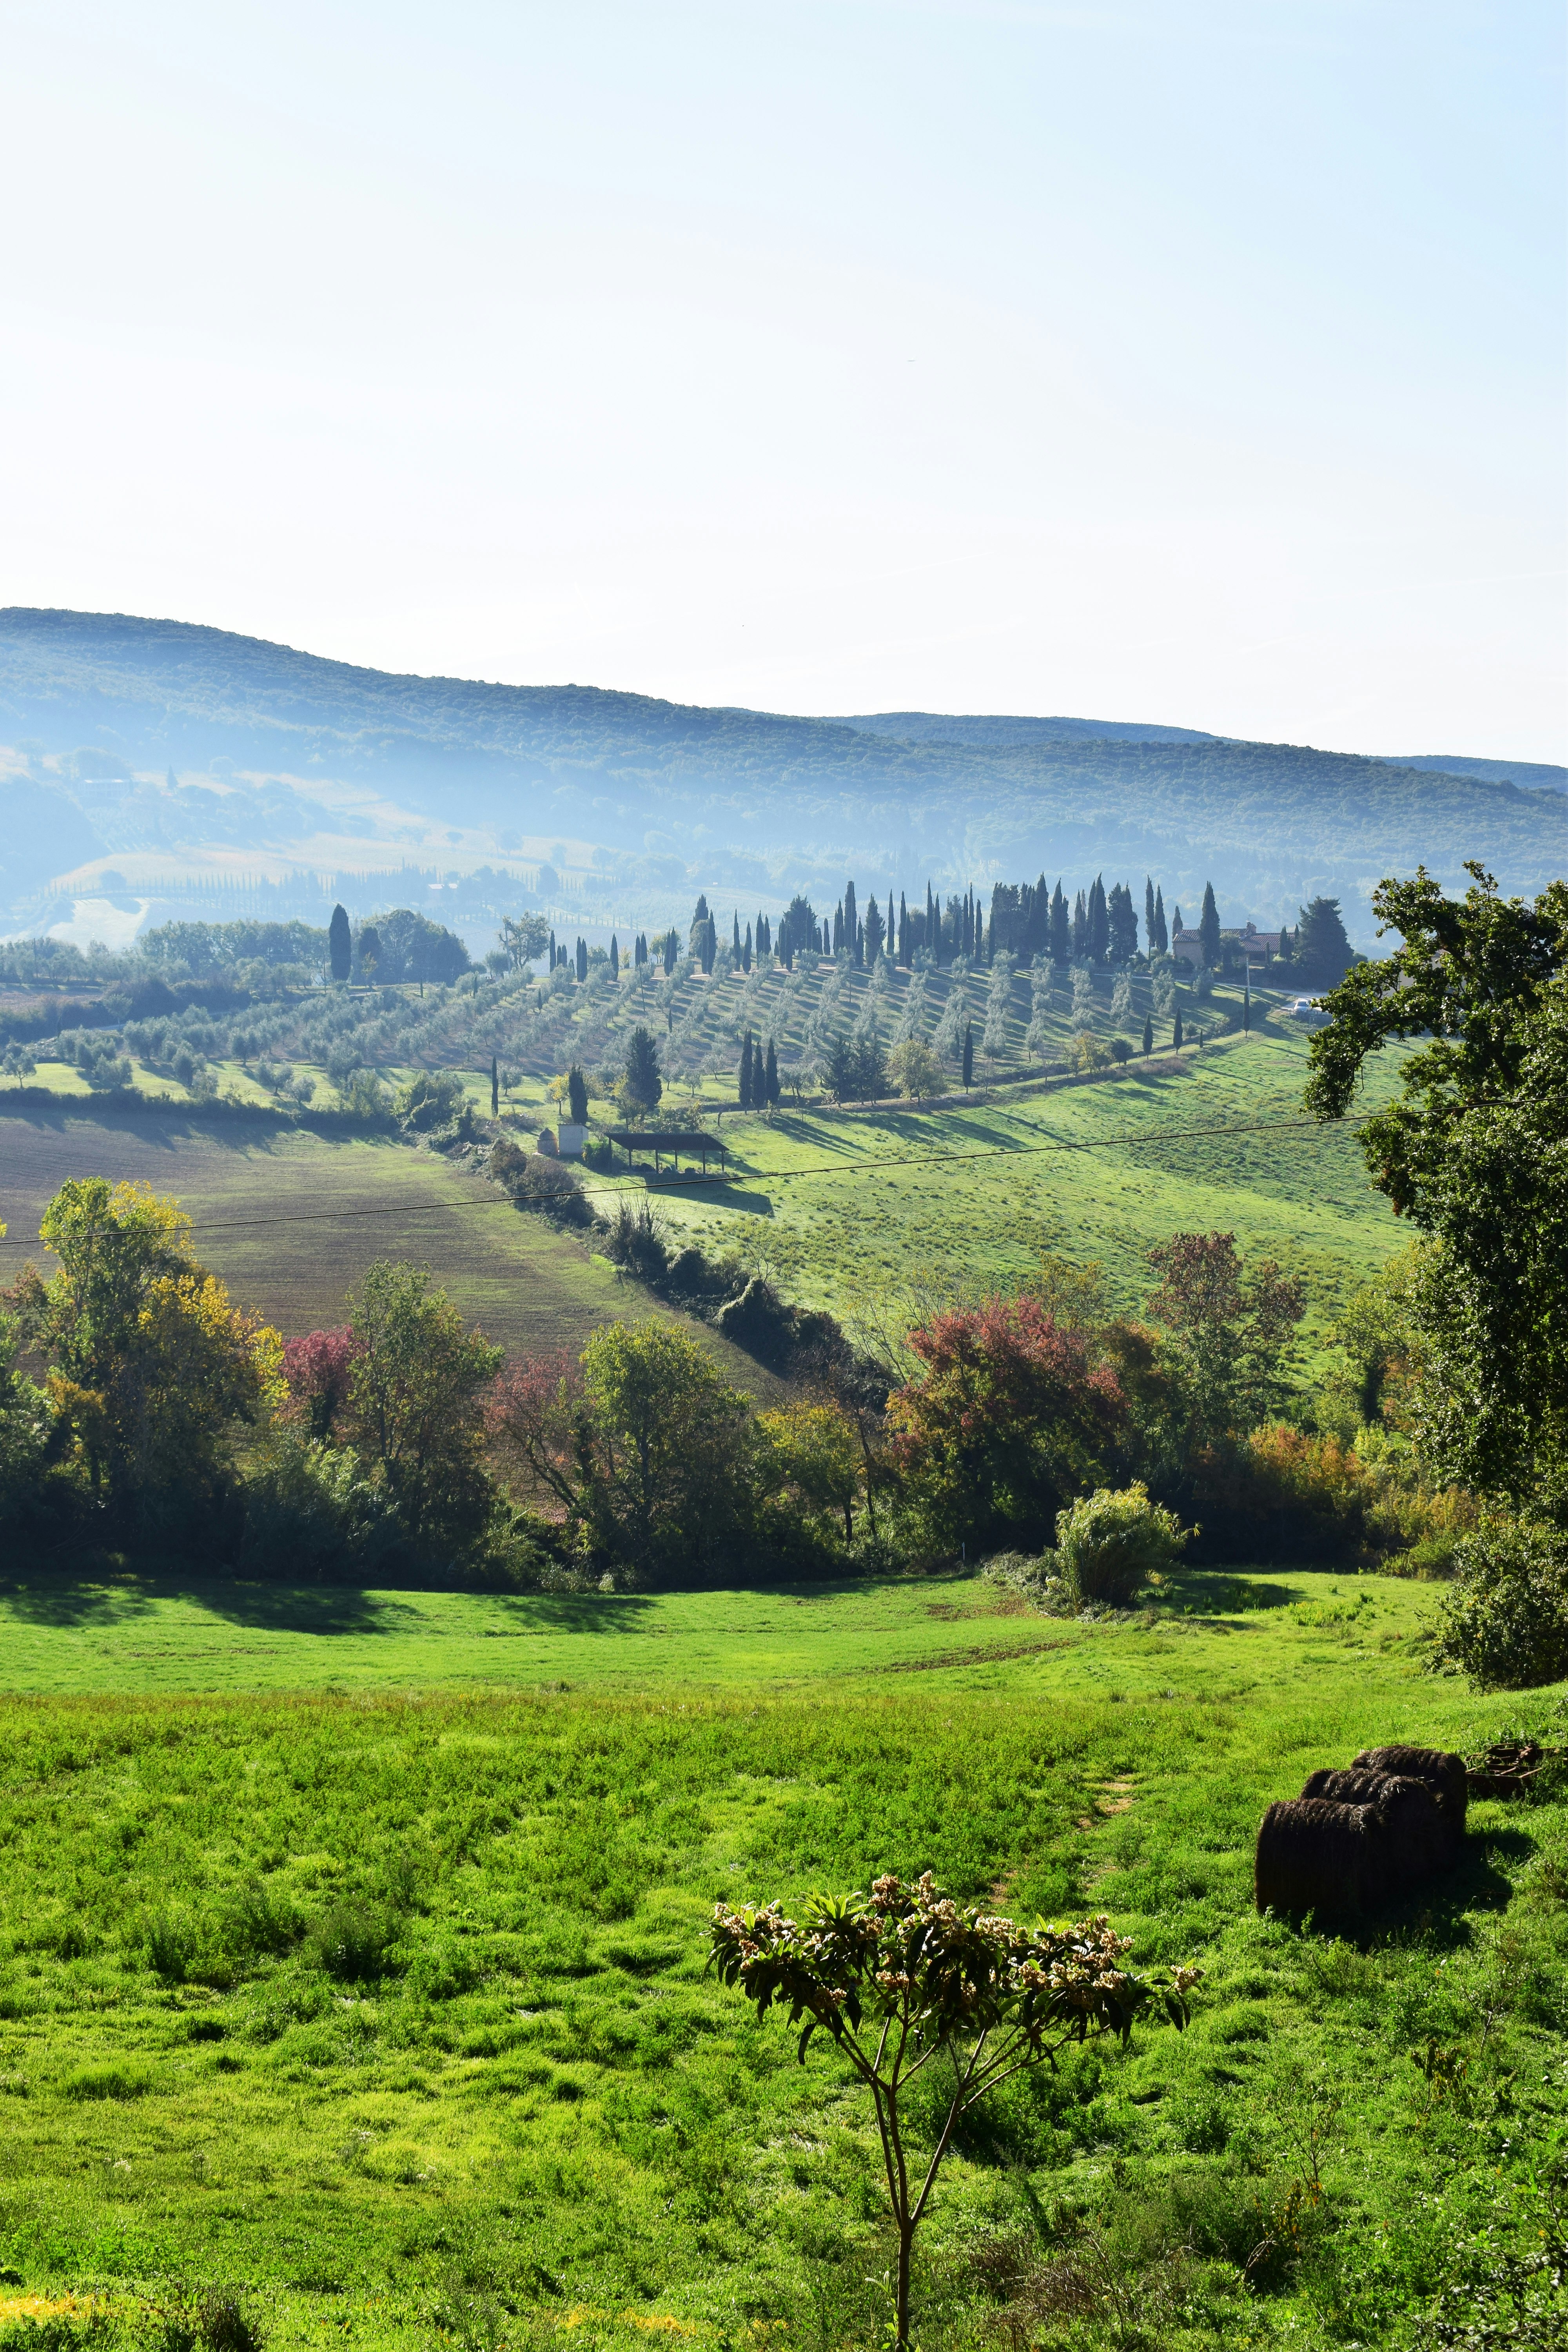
[485,1348,585,1517]
[1144,1231,1304,1444]
[281,1328,361,1442]
[886,1296,1125,1553]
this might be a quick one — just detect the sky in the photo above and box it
[2,1,1563,759]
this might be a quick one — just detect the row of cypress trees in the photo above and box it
[737,1029,780,1109]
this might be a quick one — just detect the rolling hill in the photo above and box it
[1,606,1561,948]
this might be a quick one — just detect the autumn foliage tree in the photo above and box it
[281,1328,360,1441]
[5,1178,282,1519]
[1144,1231,1304,1445]
[488,1323,760,1583]
[886,1296,1125,1553]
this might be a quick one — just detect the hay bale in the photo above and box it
[1352,1745,1467,1844]
[1300,1769,1449,1884]
[1254,1797,1386,1917]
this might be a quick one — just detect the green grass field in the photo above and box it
[0,1573,1563,2351]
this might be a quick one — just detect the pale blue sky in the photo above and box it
[3,1,1563,754]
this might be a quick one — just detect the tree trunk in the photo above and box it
[896,2218,914,2348]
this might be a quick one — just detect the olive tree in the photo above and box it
[710,1871,1197,2348]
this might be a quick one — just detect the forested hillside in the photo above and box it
[1,607,1561,942]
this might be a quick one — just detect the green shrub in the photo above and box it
[149,2286,267,2352]
[62,2062,155,2100]
[222,1877,302,1962]
[309,1896,399,1982]
[1055,1482,1191,1608]
[405,1938,483,2003]
[142,1908,196,1983]
[237,1436,403,1580]
[394,1070,470,1135]
[1432,1518,1568,1690]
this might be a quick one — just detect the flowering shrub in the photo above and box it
[710,1871,1197,2346]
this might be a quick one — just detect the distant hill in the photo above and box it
[1392,753,1568,795]
[0,606,1561,944]
[830,711,1221,748]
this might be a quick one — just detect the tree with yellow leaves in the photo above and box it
[759,1400,864,1546]
[5,1179,283,1521]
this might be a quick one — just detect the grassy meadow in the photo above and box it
[0,1573,1564,2351]
[594,1027,1410,1356]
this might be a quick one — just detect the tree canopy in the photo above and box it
[1306,865,1568,1512]
[5,1179,282,1517]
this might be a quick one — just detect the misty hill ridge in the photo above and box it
[0,608,1561,932]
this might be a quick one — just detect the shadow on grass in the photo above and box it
[0,1576,162,1630]
[1167,1570,1298,1613]
[1278,1829,1532,1951]
[646,1179,776,1217]
[171,1580,664,1639]
[0,1572,661,1639]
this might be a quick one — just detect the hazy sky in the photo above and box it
[4,2,1563,757]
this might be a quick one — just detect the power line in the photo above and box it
[0,1106,1368,1243]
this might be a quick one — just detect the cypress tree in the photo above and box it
[1144,877,1156,955]
[328,902,351,983]
[742,922,753,973]
[1142,1014,1153,1056]
[733,912,741,957]
[548,927,557,970]
[609,932,619,981]
[1153,887,1168,956]
[1199,881,1221,970]
[1173,1010,1183,1049]
[575,937,588,983]
[1050,880,1069,964]
[844,880,859,966]
[926,879,936,955]
[962,1020,974,1089]
[764,1037,779,1105]
[1088,875,1109,963]
[898,891,909,964]
[623,1025,662,1115]
[567,1065,588,1124]
[739,1031,753,1108]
